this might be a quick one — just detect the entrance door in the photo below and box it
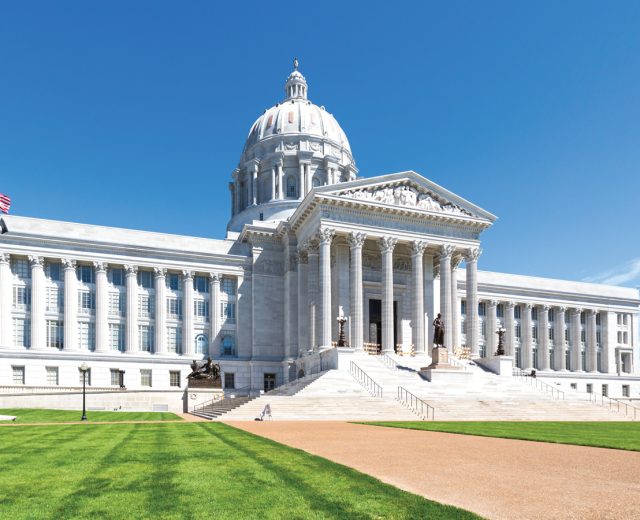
[368,299,398,353]
[263,373,276,392]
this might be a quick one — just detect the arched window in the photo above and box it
[195,334,208,355]
[221,336,236,356]
[286,176,297,198]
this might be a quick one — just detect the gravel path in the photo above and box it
[227,421,640,520]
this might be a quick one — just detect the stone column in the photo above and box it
[251,169,258,206]
[439,245,454,351]
[602,311,616,374]
[486,300,498,357]
[554,307,567,371]
[0,254,12,348]
[125,265,138,353]
[522,303,533,369]
[423,254,435,351]
[380,236,398,353]
[586,309,598,372]
[182,271,194,356]
[28,256,46,350]
[209,273,220,358]
[297,248,309,352]
[307,240,319,349]
[154,268,167,354]
[465,248,480,357]
[306,164,312,193]
[570,308,582,371]
[411,241,427,354]
[62,259,78,351]
[271,166,277,201]
[298,163,305,198]
[451,257,461,352]
[94,262,109,353]
[318,228,335,348]
[538,305,550,370]
[348,232,366,350]
[277,162,284,199]
[504,301,516,357]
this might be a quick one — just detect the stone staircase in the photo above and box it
[190,396,255,420]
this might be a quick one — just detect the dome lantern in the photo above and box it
[284,57,308,100]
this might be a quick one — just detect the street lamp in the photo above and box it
[495,326,506,356]
[79,362,89,421]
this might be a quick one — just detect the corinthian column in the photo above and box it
[570,308,582,371]
[538,305,550,370]
[154,268,167,354]
[62,258,77,351]
[297,248,309,352]
[451,256,461,351]
[307,240,319,349]
[348,232,366,351]
[439,245,454,351]
[522,303,533,369]
[209,273,221,357]
[465,248,480,357]
[318,228,335,348]
[486,300,497,357]
[411,241,427,353]
[125,265,138,353]
[94,262,109,353]
[504,301,515,357]
[0,254,12,348]
[182,270,194,356]
[555,306,567,371]
[379,236,398,353]
[586,309,597,373]
[29,256,46,350]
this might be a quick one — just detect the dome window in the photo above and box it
[266,115,273,128]
[286,176,297,198]
[288,111,295,124]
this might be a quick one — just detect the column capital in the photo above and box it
[378,236,398,253]
[306,239,319,254]
[586,308,597,317]
[488,299,498,308]
[182,270,194,280]
[505,301,515,310]
[451,255,463,270]
[28,255,44,267]
[209,272,221,283]
[465,247,481,262]
[440,244,455,258]
[556,305,567,313]
[62,258,77,270]
[153,267,167,278]
[523,302,533,310]
[540,304,550,312]
[93,261,107,273]
[297,248,308,264]
[0,253,9,264]
[571,307,582,316]
[124,264,138,275]
[317,227,335,245]
[347,231,367,249]
[410,240,427,257]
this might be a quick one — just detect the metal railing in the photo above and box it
[512,369,565,400]
[589,392,638,420]
[377,352,398,371]
[192,394,226,413]
[349,361,383,397]
[447,354,469,371]
[397,386,434,420]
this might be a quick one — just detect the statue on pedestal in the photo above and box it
[433,313,445,347]
[187,357,221,388]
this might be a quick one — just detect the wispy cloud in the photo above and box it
[583,258,640,286]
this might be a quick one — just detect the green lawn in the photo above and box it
[0,422,481,520]
[363,421,640,451]
[0,408,181,423]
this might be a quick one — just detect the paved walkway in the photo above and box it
[227,421,640,520]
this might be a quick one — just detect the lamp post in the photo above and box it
[495,326,506,356]
[79,362,88,421]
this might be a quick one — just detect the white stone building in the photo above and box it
[1,62,638,411]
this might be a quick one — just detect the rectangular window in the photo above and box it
[580,312,585,325]
[138,325,154,352]
[45,261,62,281]
[78,322,95,350]
[549,350,555,370]
[169,371,181,387]
[532,325,538,340]
[110,369,121,386]
[79,368,91,386]
[531,307,538,321]
[13,318,30,347]
[193,275,209,293]
[46,367,59,386]
[167,297,183,319]
[12,366,25,385]
[514,305,521,319]
[595,313,601,326]
[109,292,125,316]
[617,331,622,344]
[480,320,486,337]
[580,329,586,342]
[496,304,504,318]
[221,278,236,296]
[623,332,629,344]
[460,300,466,315]
[78,290,95,314]
[46,286,63,312]
[597,350,603,372]
[46,320,64,349]
[138,295,155,318]
[167,327,182,354]
[221,302,236,323]
[622,385,630,398]
[596,330,601,345]
[602,384,608,397]
[11,259,30,278]
[586,383,593,394]
[565,350,571,371]
[565,328,570,342]
[140,369,152,387]
[194,300,209,320]
[515,323,521,339]
[76,265,94,284]
[549,327,554,341]
[13,286,31,310]
[548,308,555,322]
[108,268,125,287]
[224,372,235,389]
[109,323,125,351]
[138,270,154,289]
[166,273,180,291]
[478,302,486,317]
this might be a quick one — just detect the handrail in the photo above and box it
[589,392,638,420]
[377,352,397,371]
[349,362,382,397]
[512,369,564,400]
[397,386,435,420]
[447,354,468,371]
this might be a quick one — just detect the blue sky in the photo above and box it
[1,1,639,286]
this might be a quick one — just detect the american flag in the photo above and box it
[0,193,10,214]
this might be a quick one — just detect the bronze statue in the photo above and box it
[188,357,220,381]
[433,313,445,347]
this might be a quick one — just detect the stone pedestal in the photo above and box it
[430,346,449,367]
[475,355,514,377]
[419,346,473,383]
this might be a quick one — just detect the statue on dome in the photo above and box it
[293,57,299,70]
[433,313,445,347]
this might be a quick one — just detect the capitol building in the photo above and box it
[0,62,638,413]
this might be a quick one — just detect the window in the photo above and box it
[139,325,154,352]
[11,259,29,278]
[169,371,181,387]
[221,302,236,323]
[46,286,63,312]
[78,290,95,314]
[109,268,125,286]
[140,369,152,387]
[138,295,155,318]
[586,383,593,394]
[221,335,235,356]
[109,292,125,316]
[137,270,154,289]
[221,278,236,296]
[479,302,486,317]
[167,327,182,354]
[515,347,521,368]
[548,308,555,322]
[531,307,538,320]
[514,305,521,319]
[597,350,603,372]
[13,318,30,347]
[549,327,554,341]
[480,320,486,337]
[46,320,64,349]
[549,351,555,370]
[13,286,31,309]
[532,348,538,369]
[79,368,91,386]
[565,350,571,370]
[167,298,183,319]
[193,275,209,293]
[12,366,25,385]
[622,385,630,398]
[596,330,601,345]
[581,350,586,371]
[617,331,622,344]
[497,304,504,318]
[224,372,235,389]
[194,300,209,320]
[580,312,585,325]
[109,323,125,351]
[580,329,586,342]
[565,328,569,342]
[195,334,208,354]
[286,176,296,198]
[596,313,601,326]
[602,384,608,397]
[45,261,62,281]
[78,322,95,350]
[532,325,538,340]
[166,273,180,291]
[460,300,466,315]
[77,265,94,284]
[110,369,121,386]
[570,383,577,390]
[46,367,59,386]
[515,323,521,339]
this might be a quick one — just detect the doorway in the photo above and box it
[368,299,398,352]
[263,373,276,392]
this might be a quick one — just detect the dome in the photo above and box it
[227,59,357,233]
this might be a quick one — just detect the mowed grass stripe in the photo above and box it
[0,422,482,519]
[361,421,640,451]
[0,407,181,423]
